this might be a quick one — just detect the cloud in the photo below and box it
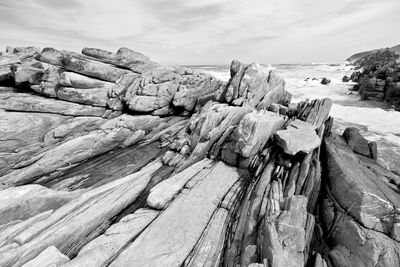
[0,0,399,64]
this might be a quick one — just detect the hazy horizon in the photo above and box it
[1,0,399,65]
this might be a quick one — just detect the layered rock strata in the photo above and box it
[0,45,398,267]
[348,48,400,109]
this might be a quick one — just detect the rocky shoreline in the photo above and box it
[346,48,400,110]
[0,46,399,266]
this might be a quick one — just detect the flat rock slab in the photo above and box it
[325,135,400,235]
[22,246,69,267]
[4,94,114,117]
[275,122,320,156]
[110,161,244,267]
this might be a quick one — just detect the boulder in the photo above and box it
[342,75,349,82]
[275,121,320,155]
[223,60,291,108]
[321,78,330,85]
[324,134,400,236]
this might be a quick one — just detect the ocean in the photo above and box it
[188,63,400,174]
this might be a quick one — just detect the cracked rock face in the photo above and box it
[0,45,399,267]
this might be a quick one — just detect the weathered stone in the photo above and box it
[324,134,400,235]
[4,94,116,117]
[321,77,330,84]
[37,47,132,82]
[232,110,285,157]
[0,65,13,82]
[21,246,69,267]
[0,185,76,225]
[110,162,244,267]
[56,87,110,108]
[82,47,161,73]
[0,160,163,266]
[275,124,320,155]
[58,72,114,89]
[257,195,312,267]
[223,60,291,108]
[147,159,214,209]
[0,117,146,187]
[62,208,159,267]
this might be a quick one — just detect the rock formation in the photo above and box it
[347,48,400,109]
[0,45,399,267]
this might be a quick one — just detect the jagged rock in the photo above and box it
[321,78,330,85]
[82,47,161,73]
[223,60,291,108]
[0,115,149,187]
[177,102,251,171]
[0,160,163,266]
[62,208,159,266]
[297,98,333,128]
[258,195,314,267]
[125,67,223,114]
[110,162,246,266]
[275,121,320,155]
[22,246,69,267]
[232,110,285,158]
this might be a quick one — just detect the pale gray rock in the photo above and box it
[232,110,285,157]
[56,87,110,108]
[147,159,214,209]
[0,185,77,225]
[82,47,161,73]
[21,246,69,267]
[62,208,159,267]
[223,60,291,108]
[275,122,320,155]
[0,160,163,266]
[0,117,146,187]
[4,94,117,117]
[37,48,132,82]
[58,72,114,89]
[110,162,242,267]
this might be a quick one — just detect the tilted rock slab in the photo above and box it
[275,121,320,156]
[0,160,163,266]
[61,208,159,267]
[82,47,161,74]
[110,161,244,267]
[36,47,133,82]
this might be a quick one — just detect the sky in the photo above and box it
[0,0,399,64]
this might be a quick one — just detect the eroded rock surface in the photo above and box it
[0,45,398,267]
